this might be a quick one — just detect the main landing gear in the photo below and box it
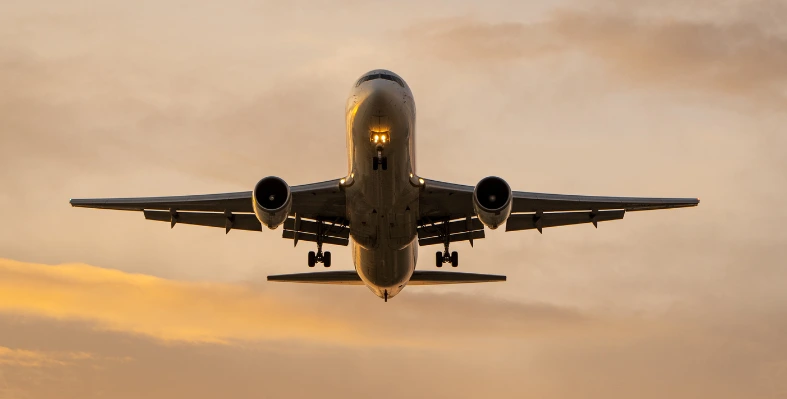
[307,250,331,267]
[306,219,332,267]
[435,249,459,267]
[431,219,459,267]
[373,147,388,171]
[307,248,331,267]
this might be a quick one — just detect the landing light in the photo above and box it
[371,132,389,144]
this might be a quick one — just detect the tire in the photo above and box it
[373,157,379,170]
[308,251,316,267]
[451,251,458,267]
[381,157,388,170]
[324,251,331,267]
[436,251,443,267]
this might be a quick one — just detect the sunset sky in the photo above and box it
[1,0,786,397]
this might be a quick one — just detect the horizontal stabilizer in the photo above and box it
[267,270,506,285]
[408,271,506,285]
[268,271,362,284]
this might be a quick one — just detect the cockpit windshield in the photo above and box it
[355,73,405,88]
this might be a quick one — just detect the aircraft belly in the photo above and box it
[345,82,419,299]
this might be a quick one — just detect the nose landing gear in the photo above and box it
[373,147,388,171]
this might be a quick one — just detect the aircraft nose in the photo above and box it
[364,80,400,105]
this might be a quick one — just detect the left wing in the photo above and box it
[418,178,698,242]
[70,178,347,238]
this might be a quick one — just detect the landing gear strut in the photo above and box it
[306,220,332,267]
[434,220,459,267]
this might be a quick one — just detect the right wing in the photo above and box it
[418,178,699,241]
[70,179,348,241]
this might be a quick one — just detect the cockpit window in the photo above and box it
[356,73,405,87]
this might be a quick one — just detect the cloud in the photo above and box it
[0,258,589,346]
[0,295,784,399]
[407,9,787,104]
[0,346,94,368]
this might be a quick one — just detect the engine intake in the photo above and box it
[473,176,512,229]
[252,176,292,229]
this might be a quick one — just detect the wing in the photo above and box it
[70,179,347,242]
[418,178,698,239]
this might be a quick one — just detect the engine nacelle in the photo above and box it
[252,176,292,229]
[473,176,512,230]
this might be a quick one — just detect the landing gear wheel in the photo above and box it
[381,157,388,170]
[373,157,379,170]
[436,251,443,267]
[450,251,459,267]
[308,251,316,267]
[323,251,332,267]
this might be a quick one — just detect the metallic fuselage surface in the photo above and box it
[344,70,419,299]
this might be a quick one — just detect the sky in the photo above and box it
[0,0,786,397]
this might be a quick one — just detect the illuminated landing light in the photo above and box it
[409,173,413,178]
[340,178,346,185]
[370,132,389,144]
[418,178,424,185]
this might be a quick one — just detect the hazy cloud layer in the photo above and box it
[0,258,591,346]
[0,260,784,399]
[408,9,787,105]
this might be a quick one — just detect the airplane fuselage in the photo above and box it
[343,70,419,300]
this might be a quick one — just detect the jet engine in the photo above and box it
[473,176,512,229]
[252,176,292,229]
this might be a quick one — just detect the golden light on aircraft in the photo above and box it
[369,124,389,133]
[371,132,390,144]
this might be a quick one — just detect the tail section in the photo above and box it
[267,270,505,285]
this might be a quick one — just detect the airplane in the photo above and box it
[70,69,699,302]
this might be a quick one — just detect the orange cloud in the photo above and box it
[0,258,589,347]
[0,346,93,368]
[0,258,365,345]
